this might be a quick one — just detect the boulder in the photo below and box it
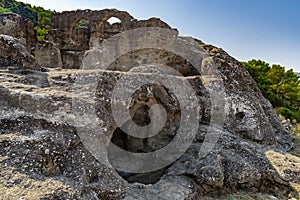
[35,40,63,68]
[0,13,36,53]
[0,34,37,69]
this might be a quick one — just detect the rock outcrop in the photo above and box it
[35,40,62,68]
[0,8,299,200]
[0,34,37,69]
[0,13,36,53]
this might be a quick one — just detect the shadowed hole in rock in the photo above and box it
[235,112,245,120]
[110,126,171,184]
[108,84,182,184]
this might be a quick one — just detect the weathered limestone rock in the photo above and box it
[0,117,127,200]
[0,8,299,200]
[125,176,196,199]
[0,13,36,53]
[0,35,37,69]
[46,9,175,69]
[61,50,84,69]
[0,58,297,200]
[35,40,62,68]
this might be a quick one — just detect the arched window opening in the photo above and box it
[75,19,90,28]
[107,17,122,25]
[68,17,91,50]
[102,16,124,39]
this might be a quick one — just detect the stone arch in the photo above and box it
[69,16,90,35]
[89,13,132,47]
[107,17,122,25]
[97,15,125,38]
[51,10,134,48]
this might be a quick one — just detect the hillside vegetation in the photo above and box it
[0,0,53,40]
[242,59,300,134]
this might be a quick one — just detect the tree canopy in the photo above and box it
[242,59,300,122]
[0,0,54,40]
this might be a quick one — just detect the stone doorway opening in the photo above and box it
[108,84,182,184]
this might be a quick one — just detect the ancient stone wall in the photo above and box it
[46,9,173,69]
[48,9,134,50]
[35,40,62,68]
[0,9,175,69]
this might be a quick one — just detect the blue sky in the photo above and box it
[21,0,300,71]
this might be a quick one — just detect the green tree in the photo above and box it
[241,59,273,102]
[0,0,54,40]
[242,59,300,122]
[0,6,11,13]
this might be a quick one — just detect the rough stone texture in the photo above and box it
[125,176,196,200]
[46,9,173,69]
[61,50,85,69]
[0,8,299,200]
[197,41,292,148]
[35,40,63,68]
[0,117,127,200]
[0,35,37,69]
[0,13,36,53]
[0,66,297,199]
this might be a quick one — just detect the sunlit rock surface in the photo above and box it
[0,9,298,200]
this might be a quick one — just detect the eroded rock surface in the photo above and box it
[0,13,36,53]
[35,40,63,68]
[0,35,37,69]
[0,8,299,200]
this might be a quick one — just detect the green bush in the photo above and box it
[0,0,54,40]
[0,6,11,13]
[76,19,89,28]
[277,107,296,122]
[242,59,300,122]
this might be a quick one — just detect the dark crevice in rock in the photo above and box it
[108,83,183,184]
[117,168,168,185]
[235,111,245,120]
[109,124,176,184]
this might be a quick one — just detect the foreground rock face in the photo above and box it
[0,35,37,69]
[0,13,36,53]
[0,9,299,200]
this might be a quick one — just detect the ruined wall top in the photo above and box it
[48,9,174,51]
[51,9,134,30]
[51,9,172,31]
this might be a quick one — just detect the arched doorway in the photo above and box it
[100,16,124,39]
[68,17,91,50]
[107,17,122,25]
[89,15,124,47]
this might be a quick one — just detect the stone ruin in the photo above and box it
[0,9,300,200]
[45,9,172,69]
[1,9,172,69]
